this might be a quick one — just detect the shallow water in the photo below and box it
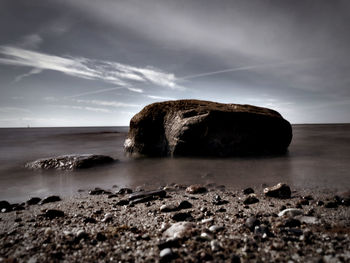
[0,124,349,202]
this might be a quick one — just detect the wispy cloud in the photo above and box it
[19,34,43,49]
[147,95,176,100]
[57,105,112,113]
[0,107,32,114]
[14,68,43,82]
[74,99,140,108]
[0,46,184,93]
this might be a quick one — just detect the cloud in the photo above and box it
[57,105,112,113]
[20,34,43,49]
[0,107,32,114]
[147,95,176,100]
[0,46,184,93]
[73,99,140,108]
[14,68,43,82]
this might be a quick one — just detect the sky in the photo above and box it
[0,0,350,127]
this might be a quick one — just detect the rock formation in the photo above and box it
[124,100,292,157]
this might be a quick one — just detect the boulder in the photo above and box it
[124,100,292,156]
[25,154,115,170]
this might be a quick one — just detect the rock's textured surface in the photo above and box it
[25,154,115,170]
[124,100,292,156]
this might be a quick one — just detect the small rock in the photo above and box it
[243,194,259,205]
[254,224,270,238]
[89,188,111,195]
[325,201,338,208]
[160,248,176,262]
[200,232,213,240]
[96,232,107,241]
[83,217,96,223]
[296,199,309,206]
[177,200,192,210]
[163,222,194,239]
[245,216,260,231]
[201,217,214,224]
[116,199,129,206]
[278,208,303,217]
[160,204,178,212]
[101,213,113,222]
[0,200,11,212]
[316,200,324,206]
[26,197,41,206]
[185,184,207,194]
[243,188,254,195]
[158,238,180,250]
[117,188,133,194]
[172,212,193,222]
[263,183,291,198]
[44,227,53,235]
[43,209,64,219]
[209,225,224,233]
[283,218,301,228]
[210,240,220,251]
[76,229,88,240]
[128,189,166,200]
[40,195,61,205]
[297,216,319,224]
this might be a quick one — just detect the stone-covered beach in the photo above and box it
[1,183,349,262]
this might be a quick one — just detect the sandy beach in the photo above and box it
[1,183,349,262]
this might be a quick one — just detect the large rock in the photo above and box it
[25,154,115,170]
[124,100,292,156]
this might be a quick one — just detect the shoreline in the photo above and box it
[1,184,349,262]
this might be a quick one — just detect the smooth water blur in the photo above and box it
[0,124,349,202]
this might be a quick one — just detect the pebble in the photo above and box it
[101,213,113,222]
[172,212,193,222]
[243,194,259,205]
[263,183,291,198]
[40,195,61,205]
[209,225,224,233]
[325,201,338,208]
[115,199,129,206]
[210,240,220,251]
[243,188,254,195]
[44,227,53,235]
[278,208,303,217]
[117,188,133,194]
[159,248,174,261]
[298,216,319,225]
[88,188,111,195]
[158,238,180,250]
[76,229,88,239]
[200,232,212,240]
[283,218,301,228]
[177,200,192,210]
[245,216,260,231]
[0,200,11,212]
[160,204,178,212]
[185,184,207,194]
[163,222,193,239]
[43,209,64,219]
[201,217,214,224]
[26,197,41,206]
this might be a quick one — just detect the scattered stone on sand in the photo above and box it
[243,187,254,195]
[160,204,178,212]
[25,154,115,170]
[264,183,291,198]
[0,201,11,212]
[124,100,292,156]
[40,195,61,205]
[101,213,113,222]
[243,194,259,205]
[159,248,176,262]
[278,208,303,217]
[43,209,64,219]
[245,216,260,231]
[172,212,194,222]
[128,189,166,200]
[117,188,133,194]
[177,200,193,210]
[26,197,41,206]
[88,188,112,195]
[163,222,194,239]
[186,184,207,194]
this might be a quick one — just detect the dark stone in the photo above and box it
[177,200,193,210]
[96,232,107,242]
[243,188,254,195]
[130,196,155,205]
[40,195,61,204]
[185,184,207,194]
[158,238,181,250]
[26,197,41,206]
[283,218,301,228]
[128,189,166,200]
[245,216,260,231]
[124,100,292,156]
[0,200,11,211]
[263,183,291,198]
[116,199,129,206]
[117,188,133,194]
[25,154,115,170]
[11,204,25,211]
[172,212,194,222]
[83,217,97,224]
[316,200,324,206]
[325,201,338,208]
[243,194,259,205]
[43,209,64,219]
[107,194,118,199]
[89,188,112,195]
[297,199,309,206]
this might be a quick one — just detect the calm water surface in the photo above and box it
[0,124,349,202]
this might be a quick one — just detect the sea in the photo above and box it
[0,124,349,202]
